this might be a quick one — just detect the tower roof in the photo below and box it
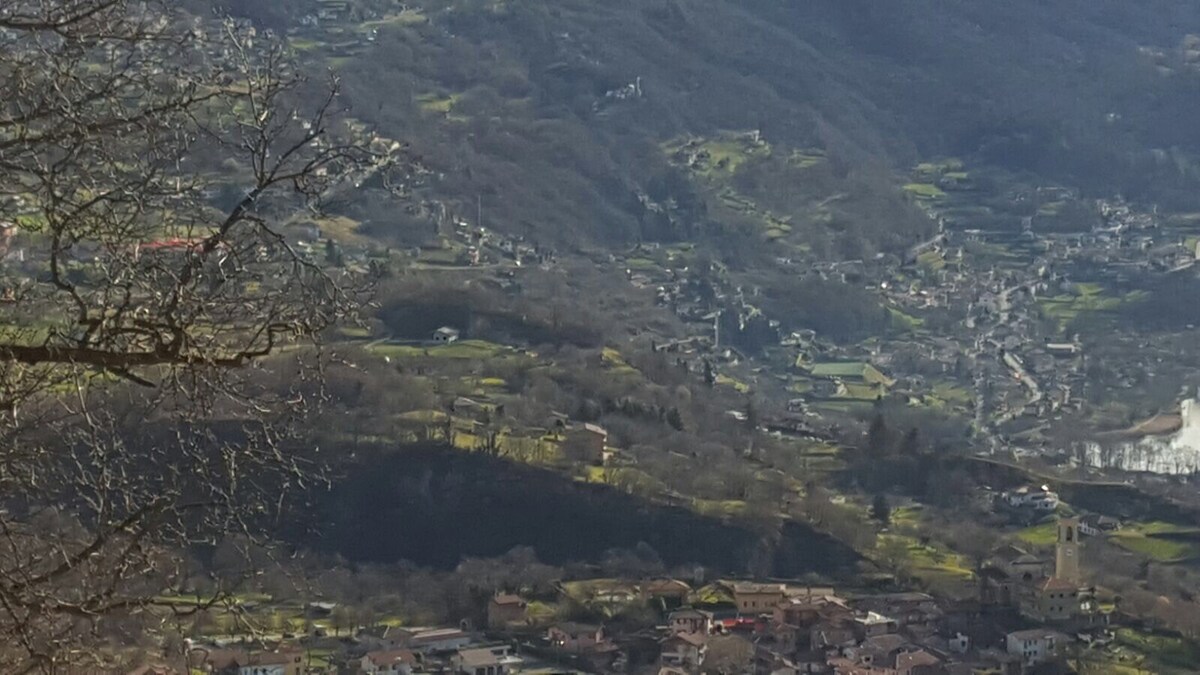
[1041,576,1078,592]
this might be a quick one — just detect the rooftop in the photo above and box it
[1008,628,1069,642]
[729,582,786,595]
[806,362,894,386]
[1041,576,1079,592]
[366,650,416,668]
[670,632,709,647]
[855,611,895,625]
[407,627,469,640]
[457,647,509,669]
[553,622,601,636]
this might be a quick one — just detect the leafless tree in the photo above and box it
[0,1,404,669]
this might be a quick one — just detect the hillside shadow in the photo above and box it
[295,444,860,577]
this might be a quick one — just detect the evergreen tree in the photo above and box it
[871,493,891,525]
[666,407,684,431]
[867,413,892,455]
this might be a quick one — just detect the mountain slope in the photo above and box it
[210,0,1200,254]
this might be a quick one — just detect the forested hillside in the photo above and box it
[212,0,1200,254]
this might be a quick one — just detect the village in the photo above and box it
[6,115,1200,673]
[182,516,1125,675]
[201,0,1200,482]
[110,140,1200,675]
[592,146,1200,475]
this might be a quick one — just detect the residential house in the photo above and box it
[660,632,708,671]
[947,633,969,655]
[988,545,1048,584]
[547,622,608,654]
[390,627,473,654]
[894,649,944,675]
[433,326,461,343]
[359,650,417,675]
[1001,485,1059,511]
[853,612,898,639]
[833,641,945,675]
[197,649,305,675]
[452,645,522,675]
[773,593,852,631]
[849,634,909,669]
[853,593,941,629]
[1022,577,1080,623]
[810,619,858,650]
[668,607,714,636]
[642,578,693,605]
[1005,629,1068,666]
[729,582,787,615]
[487,594,528,629]
[1009,553,1049,583]
[564,423,608,465]
[1079,514,1120,537]
[1045,342,1081,357]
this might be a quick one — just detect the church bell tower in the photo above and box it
[1055,516,1081,584]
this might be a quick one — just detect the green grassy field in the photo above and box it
[361,9,428,29]
[1114,628,1200,672]
[715,373,752,393]
[417,92,461,114]
[366,339,518,360]
[1037,283,1143,333]
[902,183,946,200]
[601,347,642,377]
[1110,531,1199,562]
[916,249,946,271]
[888,307,926,332]
[928,382,972,409]
[876,533,974,588]
[663,133,771,178]
[1016,521,1058,546]
[692,498,749,518]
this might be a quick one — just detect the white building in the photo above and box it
[433,326,461,343]
[1002,485,1059,510]
[452,645,522,675]
[1006,629,1068,665]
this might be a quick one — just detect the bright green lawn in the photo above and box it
[1017,522,1058,547]
[902,183,946,200]
[366,339,516,360]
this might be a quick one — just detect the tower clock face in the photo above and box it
[1065,549,1074,556]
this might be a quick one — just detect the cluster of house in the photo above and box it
[652,520,1108,675]
[658,582,1077,675]
[188,626,522,675]
[177,528,1113,675]
[423,202,551,270]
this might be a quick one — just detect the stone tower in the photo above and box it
[1055,516,1081,584]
